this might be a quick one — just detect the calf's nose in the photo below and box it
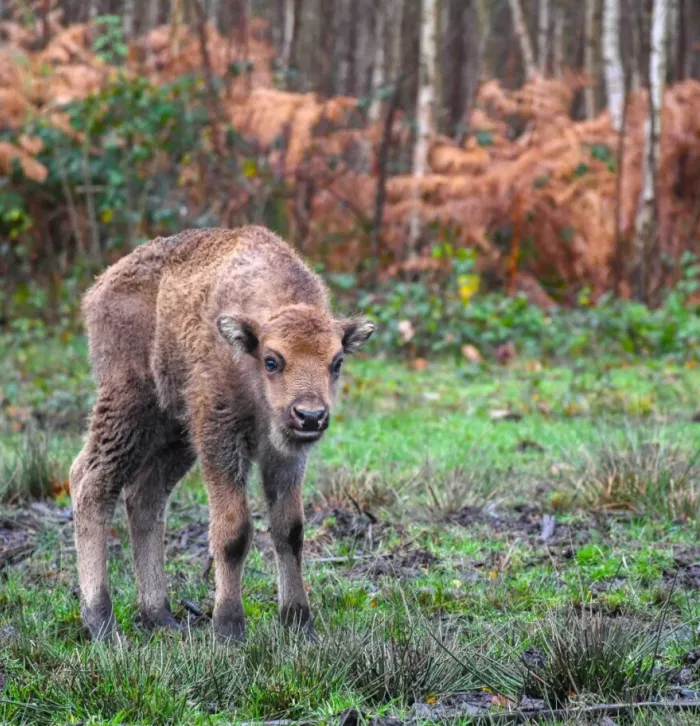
[293,406,328,431]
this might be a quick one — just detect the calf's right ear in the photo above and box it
[217,315,259,359]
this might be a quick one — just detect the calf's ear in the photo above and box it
[217,314,259,359]
[339,316,375,354]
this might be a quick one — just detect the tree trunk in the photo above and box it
[368,2,386,122]
[676,0,686,80]
[667,0,679,81]
[356,0,373,98]
[632,0,668,301]
[584,0,597,117]
[463,0,491,142]
[387,0,405,81]
[508,0,537,80]
[447,0,468,135]
[602,0,625,131]
[408,0,438,254]
[629,0,642,90]
[538,0,549,73]
[147,0,159,31]
[345,0,359,95]
[280,0,295,81]
[553,2,564,77]
[123,0,135,39]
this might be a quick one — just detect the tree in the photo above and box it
[584,0,596,116]
[280,0,296,82]
[552,1,565,77]
[409,0,438,253]
[602,0,624,131]
[368,2,386,122]
[538,0,549,73]
[508,0,537,80]
[632,0,668,300]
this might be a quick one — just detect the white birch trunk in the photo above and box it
[538,0,549,73]
[508,0,537,80]
[633,0,668,298]
[280,0,295,78]
[368,3,386,122]
[584,0,596,117]
[602,0,625,131]
[408,0,438,253]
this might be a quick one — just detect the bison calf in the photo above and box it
[70,226,373,640]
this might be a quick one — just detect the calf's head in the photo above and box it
[218,304,374,449]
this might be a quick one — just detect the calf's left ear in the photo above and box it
[339,316,375,354]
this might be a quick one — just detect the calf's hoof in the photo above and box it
[82,597,120,642]
[280,603,318,642]
[213,603,246,642]
[140,603,180,632]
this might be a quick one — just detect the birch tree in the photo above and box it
[538,0,549,73]
[368,3,386,122]
[584,0,596,117]
[602,0,625,131]
[632,0,668,300]
[409,0,438,253]
[279,0,296,83]
[508,0,537,80]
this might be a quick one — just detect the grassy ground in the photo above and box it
[1,335,700,724]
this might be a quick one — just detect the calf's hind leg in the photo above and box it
[71,378,158,639]
[124,435,195,629]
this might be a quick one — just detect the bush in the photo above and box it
[351,246,700,362]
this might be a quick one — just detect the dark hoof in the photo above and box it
[213,616,246,642]
[140,606,180,632]
[280,603,317,641]
[213,603,246,642]
[82,599,120,642]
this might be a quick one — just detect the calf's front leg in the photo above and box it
[261,453,313,633]
[204,468,253,641]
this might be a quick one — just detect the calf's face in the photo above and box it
[217,305,374,449]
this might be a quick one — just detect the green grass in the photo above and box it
[1,335,700,723]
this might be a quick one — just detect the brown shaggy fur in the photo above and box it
[70,226,373,640]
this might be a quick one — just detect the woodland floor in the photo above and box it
[1,337,700,724]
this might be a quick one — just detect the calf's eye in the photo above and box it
[332,358,344,375]
[264,357,279,373]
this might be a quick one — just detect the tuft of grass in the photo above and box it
[314,466,401,512]
[422,461,506,517]
[0,429,63,504]
[524,607,671,707]
[563,428,700,522]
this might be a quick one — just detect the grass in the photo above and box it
[1,334,700,723]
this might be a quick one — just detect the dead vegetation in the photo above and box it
[1,16,700,298]
[563,430,700,522]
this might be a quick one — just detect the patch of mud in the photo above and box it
[166,521,209,557]
[304,506,397,556]
[0,504,71,568]
[352,546,437,580]
[0,516,32,567]
[449,504,594,560]
[665,546,700,589]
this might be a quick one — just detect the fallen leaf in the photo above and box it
[490,409,523,422]
[398,319,415,343]
[410,358,429,371]
[461,344,483,363]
